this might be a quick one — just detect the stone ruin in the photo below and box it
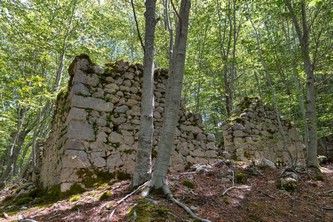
[30,55,218,192]
[221,97,305,166]
[318,134,333,161]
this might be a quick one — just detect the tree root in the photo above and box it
[109,181,149,221]
[109,177,212,222]
[222,170,235,196]
[166,193,211,222]
[161,180,212,222]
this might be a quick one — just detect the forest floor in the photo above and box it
[1,160,333,222]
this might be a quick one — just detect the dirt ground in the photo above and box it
[1,161,333,222]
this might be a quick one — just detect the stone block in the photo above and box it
[123,135,134,146]
[96,117,107,127]
[89,141,105,151]
[224,138,233,147]
[206,142,216,150]
[179,146,190,156]
[186,155,196,164]
[66,121,95,141]
[114,105,129,113]
[73,70,99,87]
[93,65,104,74]
[190,126,203,135]
[233,137,244,144]
[63,139,85,150]
[112,117,127,126]
[190,149,205,157]
[126,99,139,107]
[72,95,113,112]
[109,132,124,144]
[92,157,106,168]
[196,133,206,141]
[233,130,244,137]
[70,83,90,97]
[233,123,245,130]
[118,144,132,151]
[105,83,119,94]
[124,71,134,80]
[62,150,90,168]
[195,157,209,165]
[169,152,186,173]
[107,151,123,168]
[92,88,104,98]
[120,86,130,92]
[245,137,254,143]
[60,168,79,182]
[221,122,230,131]
[207,133,215,142]
[205,150,218,158]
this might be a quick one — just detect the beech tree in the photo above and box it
[285,0,318,167]
[132,0,157,187]
[149,0,190,192]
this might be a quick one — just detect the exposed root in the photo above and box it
[222,170,235,196]
[322,207,333,211]
[161,179,212,222]
[166,193,211,222]
[109,181,149,221]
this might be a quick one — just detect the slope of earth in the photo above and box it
[1,161,333,222]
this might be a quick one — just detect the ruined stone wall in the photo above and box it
[318,134,333,161]
[221,97,305,166]
[38,56,218,191]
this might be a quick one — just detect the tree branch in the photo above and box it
[131,0,145,52]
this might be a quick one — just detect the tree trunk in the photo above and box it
[285,0,318,167]
[132,0,157,187]
[0,107,27,181]
[150,0,191,190]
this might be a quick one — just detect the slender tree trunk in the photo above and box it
[0,106,27,181]
[163,0,174,63]
[285,0,318,167]
[253,71,262,98]
[54,0,78,93]
[132,0,157,187]
[16,142,32,176]
[216,0,234,116]
[150,0,191,190]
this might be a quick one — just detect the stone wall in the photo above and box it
[37,55,218,192]
[318,134,333,161]
[221,97,305,166]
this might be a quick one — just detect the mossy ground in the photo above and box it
[126,199,172,221]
